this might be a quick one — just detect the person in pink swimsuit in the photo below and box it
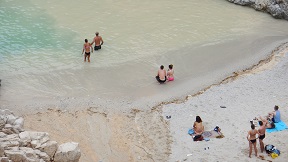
[82,39,93,62]
[167,64,174,81]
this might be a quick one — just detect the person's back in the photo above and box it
[274,110,281,123]
[271,105,281,123]
[91,32,104,50]
[193,116,204,135]
[156,65,167,83]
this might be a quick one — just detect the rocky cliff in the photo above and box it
[227,0,288,20]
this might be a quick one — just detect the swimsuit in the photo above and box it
[94,45,101,50]
[168,77,174,81]
[259,134,265,140]
[156,76,166,83]
[85,52,90,55]
[250,139,256,143]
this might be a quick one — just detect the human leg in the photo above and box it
[87,54,90,62]
[253,142,258,157]
[259,139,264,153]
[249,142,252,158]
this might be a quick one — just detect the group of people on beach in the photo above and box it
[82,32,104,62]
[155,64,174,83]
[247,105,281,158]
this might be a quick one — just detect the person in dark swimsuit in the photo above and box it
[91,32,104,51]
[258,121,266,153]
[247,124,259,158]
[82,39,93,62]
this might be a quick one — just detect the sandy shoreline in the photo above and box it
[162,42,288,162]
[18,42,288,162]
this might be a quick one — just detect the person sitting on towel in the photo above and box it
[268,105,281,123]
[193,116,204,141]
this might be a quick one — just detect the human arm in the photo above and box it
[100,37,104,45]
[82,44,84,54]
[90,38,95,46]
[91,44,93,53]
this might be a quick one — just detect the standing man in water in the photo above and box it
[91,32,104,51]
[82,39,93,62]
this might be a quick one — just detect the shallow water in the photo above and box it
[1,0,288,112]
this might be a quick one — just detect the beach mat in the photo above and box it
[266,121,288,133]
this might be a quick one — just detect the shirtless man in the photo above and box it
[258,121,266,153]
[155,65,167,83]
[247,124,259,158]
[82,39,93,62]
[91,32,104,51]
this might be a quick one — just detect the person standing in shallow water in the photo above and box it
[91,32,104,51]
[156,65,166,83]
[82,39,93,62]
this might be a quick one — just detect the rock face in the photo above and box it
[54,142,81,162]
[227,0,288,20]
[0,109,81,162]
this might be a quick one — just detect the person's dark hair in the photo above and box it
[85,39,88,43]
[160,65,164,70]
[251,124,255,129]
[95,32,99,36]
[274,105,279,110]
[196,116,202,123]
[169,64,173,69]
[259,121,263,126]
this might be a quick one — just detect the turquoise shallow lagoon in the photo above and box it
[1,0,288,112]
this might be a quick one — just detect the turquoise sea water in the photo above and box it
[1,0,288,111]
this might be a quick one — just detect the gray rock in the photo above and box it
[40,140,58,159]
[226,0,288,20]
[6,115,16,125]
[34,149,50,162]
[54,142,81,162]
[0,145,4,157]
[0,157,10,162]
[4,149,26,162]
[0,115,6,130]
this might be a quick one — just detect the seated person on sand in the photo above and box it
[268,105,281,123]
[156,65,167,83]
[257,116,275,129]
[167,64,174,81]
[193,116,204,141]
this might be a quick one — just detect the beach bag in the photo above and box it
[272,149,280,156]
[265,144,275,154]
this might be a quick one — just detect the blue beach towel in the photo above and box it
[266,121,288,133]
[188,129,194,135]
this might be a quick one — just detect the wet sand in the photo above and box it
[21,42,288,162]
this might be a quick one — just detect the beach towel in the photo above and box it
[266,121,288,133]
[202,130,222,138]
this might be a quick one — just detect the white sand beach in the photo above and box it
[162,43,288,162]
[1,1,288,162]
